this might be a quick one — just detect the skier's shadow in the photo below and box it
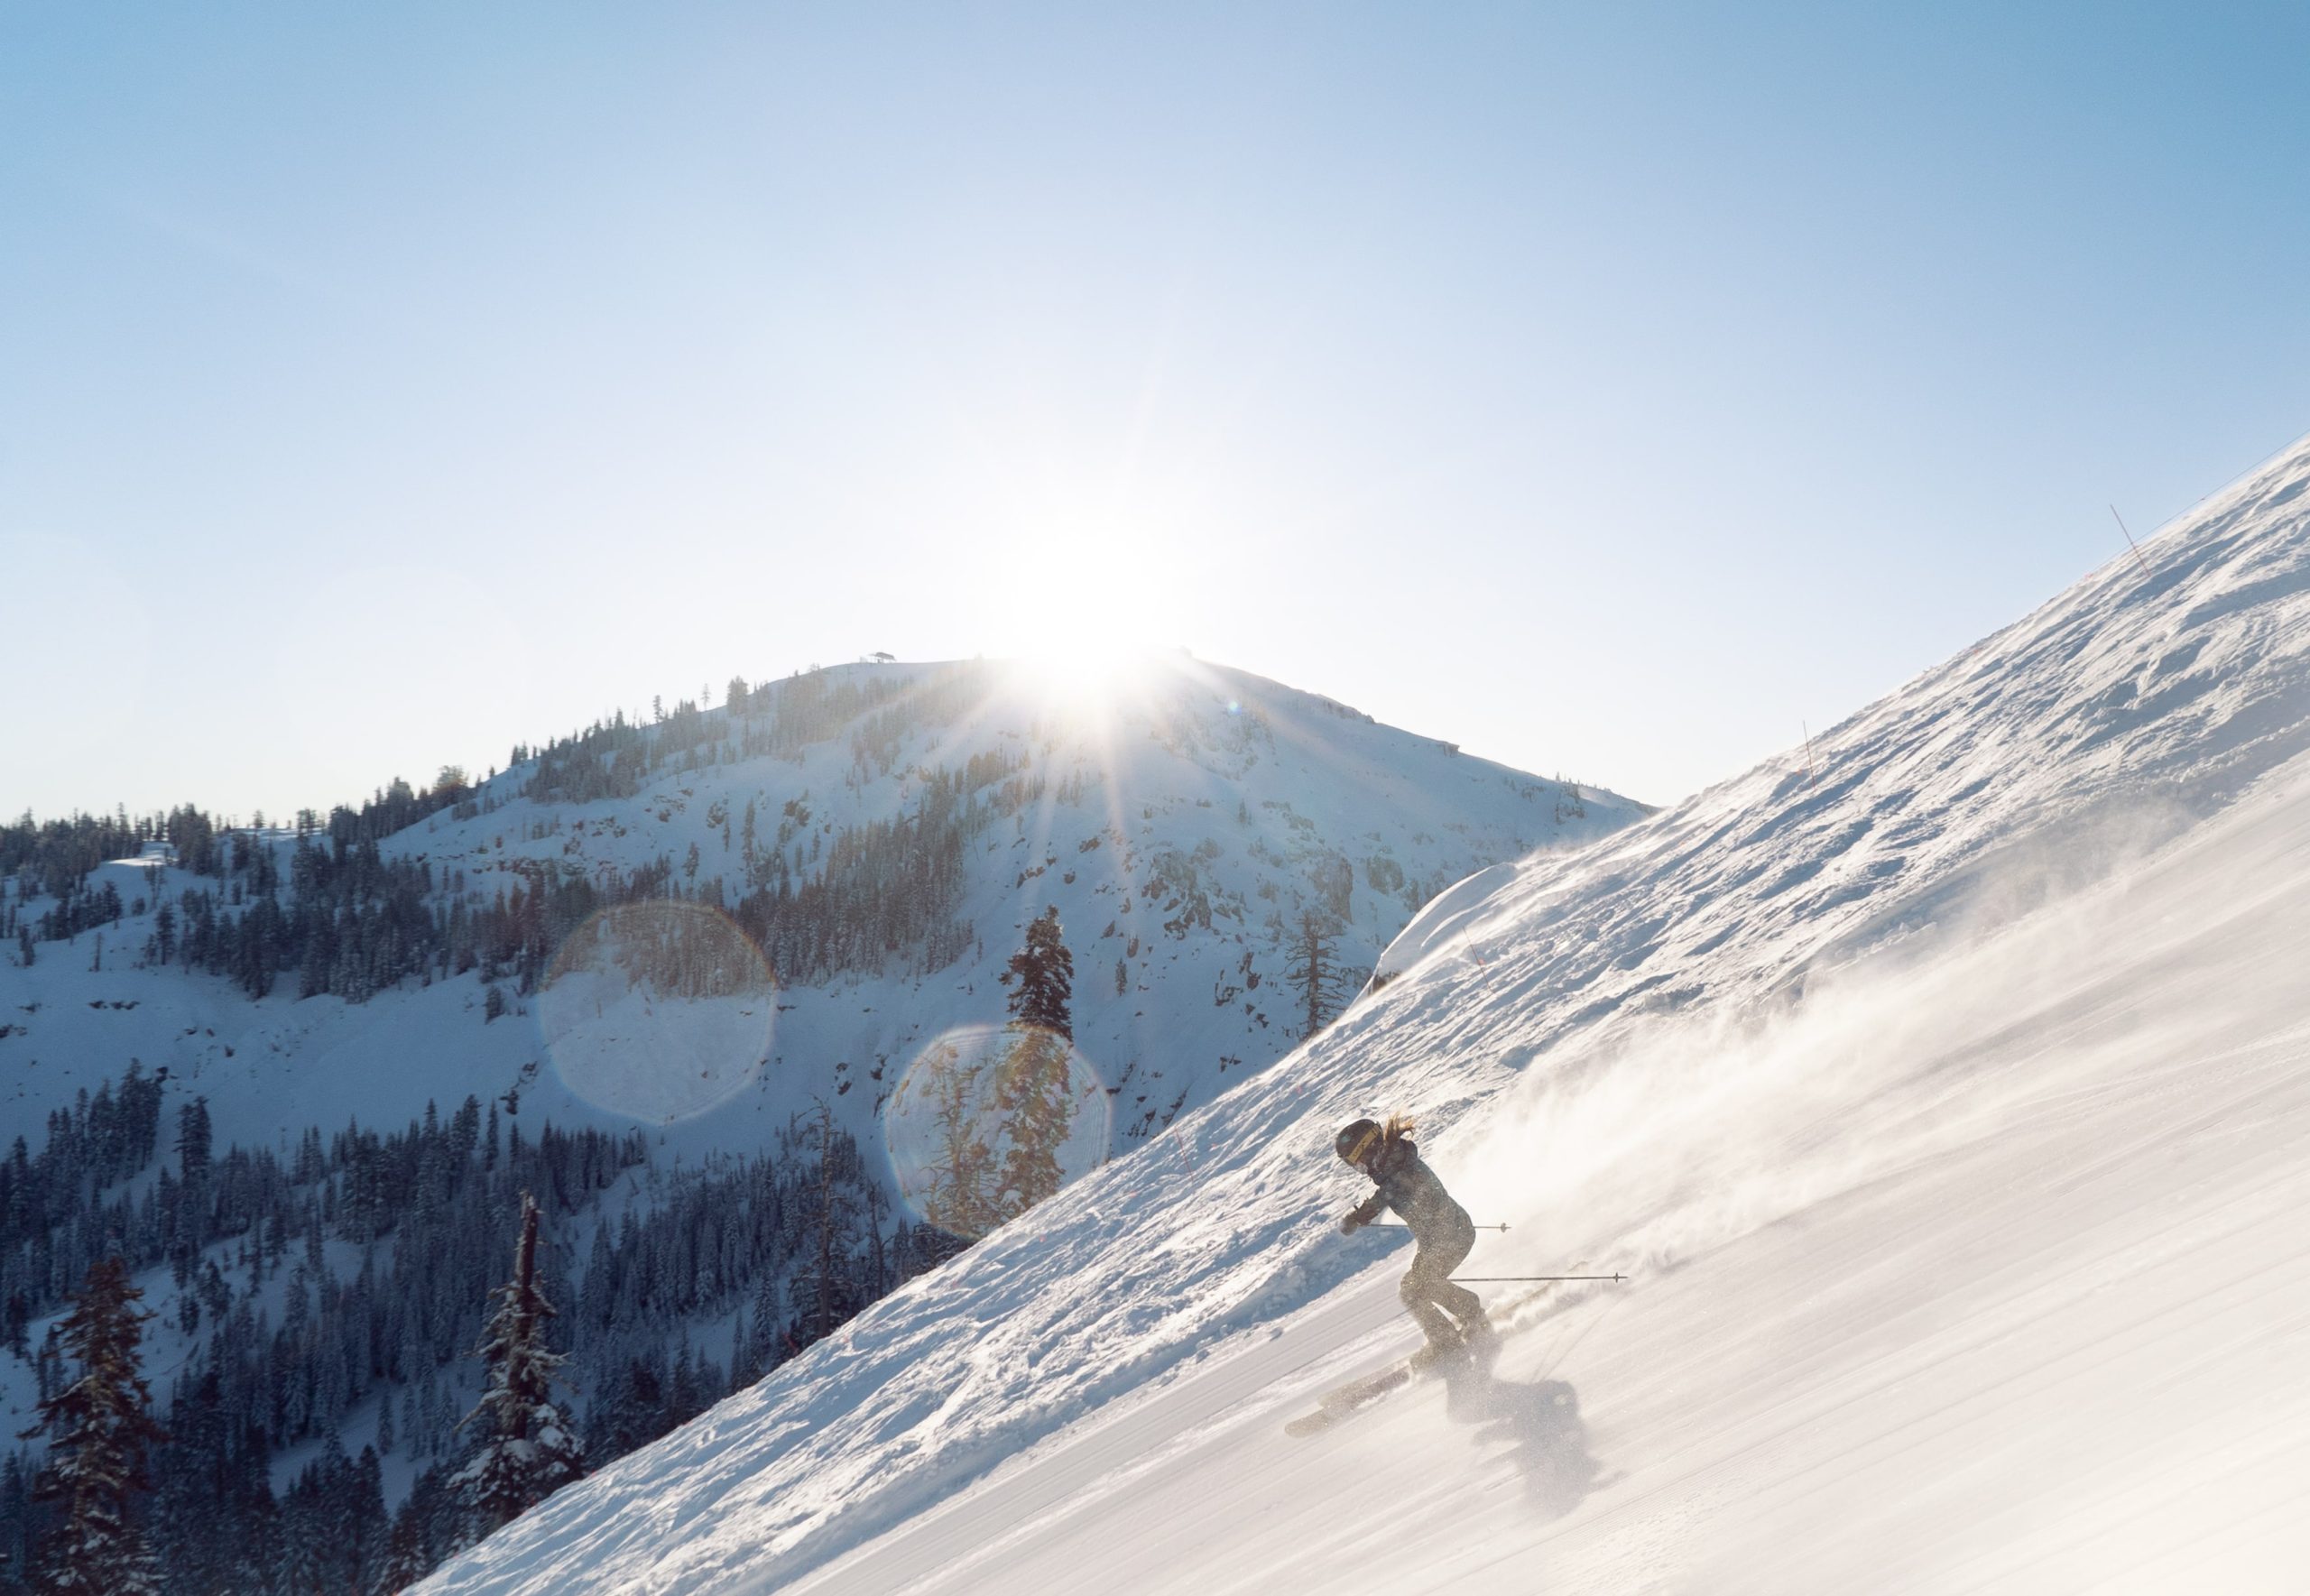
[1438,1355,1603,1521]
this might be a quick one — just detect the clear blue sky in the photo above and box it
[5,3,2306,821]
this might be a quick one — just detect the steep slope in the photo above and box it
[420,437,2310,1594]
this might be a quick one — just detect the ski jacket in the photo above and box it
[1348,1141,1472,1251]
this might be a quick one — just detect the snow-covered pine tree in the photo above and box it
[23,1255,167,1595]
[453,1193,583,1543]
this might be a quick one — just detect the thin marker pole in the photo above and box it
[2111,505,2154,579]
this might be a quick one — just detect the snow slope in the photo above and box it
[421,436,2310,1594]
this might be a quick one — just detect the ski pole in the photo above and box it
[1372,1222,1511,1232]
[1449,1273,1627,1283]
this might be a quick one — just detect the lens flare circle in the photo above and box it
[883,1024,1112,1240]
[537,901,775,1124]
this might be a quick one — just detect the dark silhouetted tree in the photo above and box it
[789,1103,863,1347]
[994,909,1077,1214]
[455,1194,582,1542]
[1286,909,1356,1039]
[23,1256,167,1595]
[999,907,1073,1040]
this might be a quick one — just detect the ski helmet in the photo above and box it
[1335,1119,1382,1166]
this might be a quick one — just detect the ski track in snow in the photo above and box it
[419,439,2310,1593]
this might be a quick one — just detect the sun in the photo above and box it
[982,520,1187,708]
[1007,634,1170,715]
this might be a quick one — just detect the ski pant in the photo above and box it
[1400,1220,1483,1346]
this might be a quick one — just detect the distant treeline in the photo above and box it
[1,769,496,902]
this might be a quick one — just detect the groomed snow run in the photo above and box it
[422,438,2310,1595]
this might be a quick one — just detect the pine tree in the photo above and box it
[998,907,1074,1040]
[454,1194,583,1542]
[2,1451,34,1591]
[169,1098,212,1286]
[173,1096,211,1185]
[1285,909,1354,1038]
[788,1104,861,1346]
[919,1045,998,1238]
[22,1257,167,1595]
[993,1029,1073,1216]
[380,1465,450,1591]
[583,1358,671,1467]
[994,909,1076,1215]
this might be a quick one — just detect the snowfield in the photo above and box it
[420,444,2310,1593]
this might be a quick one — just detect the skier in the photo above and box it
[1336,1115,1492,1363]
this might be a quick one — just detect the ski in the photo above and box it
[1283,1362,1420,1436]
[1281,1265,1596,1437]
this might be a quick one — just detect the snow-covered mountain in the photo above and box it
[4,656,1640,1171]
[0,652,1645,1582]
[410,653,1643,1153]
[420,437,2310,1594]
